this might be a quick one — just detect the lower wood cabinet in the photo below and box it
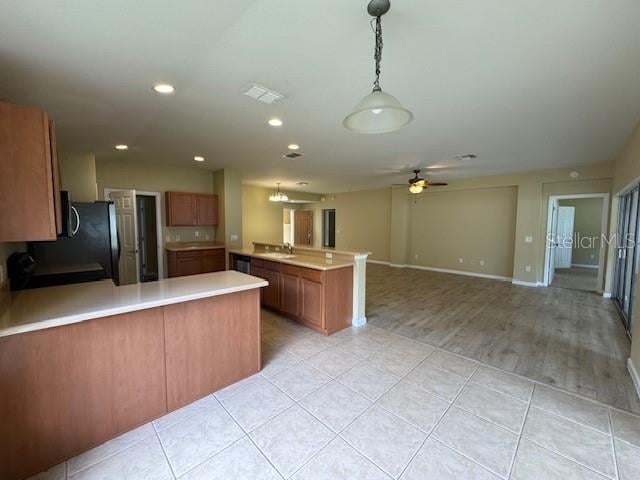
[167,248,226,277]
[236,255,353,335]
[0,290,260,480]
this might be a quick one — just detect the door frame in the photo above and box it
[543,193,610,290]
[104,188,164,280]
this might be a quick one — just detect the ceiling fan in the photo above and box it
[394,169,448,194]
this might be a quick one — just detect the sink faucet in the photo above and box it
[284,242,293,254]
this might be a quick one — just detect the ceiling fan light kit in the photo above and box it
[344,0,413,134]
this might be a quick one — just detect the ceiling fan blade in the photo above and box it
[427,182,448,186]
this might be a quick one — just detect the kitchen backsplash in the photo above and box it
[164,226,216,244]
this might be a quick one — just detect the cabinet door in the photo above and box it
[202,250,225,272]
[301,279,323,328]
[49,120,62,235]
[176,255,202,276]
[166,192,196,226]
[196,194,218,226]
[262,269,281,310]
[280,272,300,317]
[0,102,58,241]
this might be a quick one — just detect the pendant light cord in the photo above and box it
[371,16,383,92]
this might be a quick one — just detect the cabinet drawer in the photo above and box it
[263,260,281,272]
[298,267,323,283]
[281,264,303,277]
[175,250,202,259]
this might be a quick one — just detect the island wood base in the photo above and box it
[0,288,260,480]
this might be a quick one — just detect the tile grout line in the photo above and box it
[505,381,535,479]
[608,409,621,480]
[154,426,179,479]
[398,363,508,480]
[366,311,640,417]
[215,399,287,480]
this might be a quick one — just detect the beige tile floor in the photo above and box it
[31,310,640,480]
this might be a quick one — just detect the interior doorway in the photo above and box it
[136,195,159,282]
[543,193,609,292]
[104,188,164,284]
[294,209,313,246]
[322,209,336,248]
[283,208,294,245]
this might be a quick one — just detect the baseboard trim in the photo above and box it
[389,263,407,268]
[628,358,640,401]
[571,263,599,270]
[404,264,512,282]
[366,259,391,266]
[603,292,613,299]
[512,280,540,288]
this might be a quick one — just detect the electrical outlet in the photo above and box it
[458,258,464,264]
[230,234,238,241]
[525,265,532,272]
[414,253,419,259]
[265,246,270,251]
[480,260,485,266]
[525,236,533,243]
[195,231,200,238]
[325,253,333,259]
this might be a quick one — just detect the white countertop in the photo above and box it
[0,271,267,338]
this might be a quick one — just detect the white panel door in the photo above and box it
[109,190,139,285]
[555,206,575,269]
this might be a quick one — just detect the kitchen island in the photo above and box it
[229,242,370,335]
[0,271,266,480]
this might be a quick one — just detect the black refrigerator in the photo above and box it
[24,201,120,288]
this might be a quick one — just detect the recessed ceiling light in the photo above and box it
[153,83,175,94]
[115,144,128,150]
[268,118,283,127]
[288,144,300,150]
[296,181,309,186]
[194,156,205,162]
[569,171,580,178]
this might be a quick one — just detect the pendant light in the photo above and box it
[344,0,413,134]
[269,183,289,202]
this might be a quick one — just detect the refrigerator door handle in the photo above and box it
[71,206,80,236]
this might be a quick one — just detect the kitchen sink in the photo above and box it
[260,252,296,259]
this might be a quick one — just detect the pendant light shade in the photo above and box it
[344,1,413,134]
[343,89,413,134]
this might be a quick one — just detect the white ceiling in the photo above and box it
[2,0,639,193]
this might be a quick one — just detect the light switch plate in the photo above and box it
[230,234,238,241]
[525,236,533,243]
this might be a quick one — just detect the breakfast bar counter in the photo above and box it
[0,271,266,480]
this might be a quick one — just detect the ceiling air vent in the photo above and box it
[283,152,303,159]
[242,84,284,104]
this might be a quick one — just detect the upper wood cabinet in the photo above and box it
[166,192,218,226]
[0,102,62,241]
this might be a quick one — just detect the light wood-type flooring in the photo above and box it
[366,263,640,414]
